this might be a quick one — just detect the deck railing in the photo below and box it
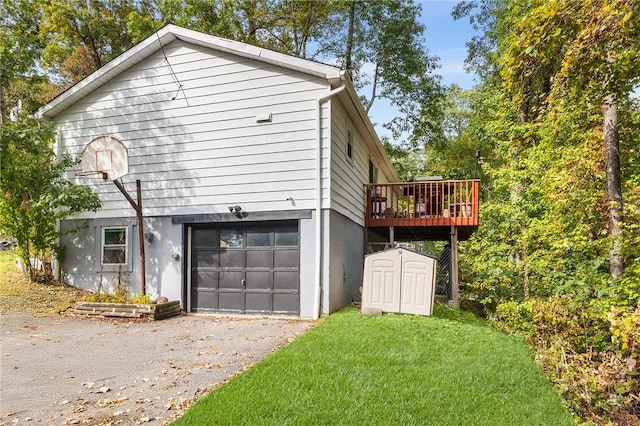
[365,180,480,228]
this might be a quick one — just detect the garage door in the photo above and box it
[189,221,299,315]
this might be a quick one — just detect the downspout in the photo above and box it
[313,74,346,320]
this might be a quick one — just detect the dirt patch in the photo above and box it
[0,251,90,316]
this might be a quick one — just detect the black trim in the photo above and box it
[172,209,312,224]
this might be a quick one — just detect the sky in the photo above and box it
[368,0,478,140]
[420,0,478,89]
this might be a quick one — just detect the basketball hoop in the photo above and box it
[75,170,109,181]
[80,136,128,181]
[77,135,147,295]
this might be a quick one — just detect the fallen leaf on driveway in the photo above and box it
[95,397,128,407]
[97,386,110,394]
[166,398,176,410]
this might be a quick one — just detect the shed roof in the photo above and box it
[365,247,438,261]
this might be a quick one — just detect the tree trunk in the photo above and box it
[345,1,355,78]
[0,83,6,125]
[365,63,379,113]
[603,94,624,277]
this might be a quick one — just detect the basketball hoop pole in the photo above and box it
[113,179,146,296]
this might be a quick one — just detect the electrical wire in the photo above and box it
[155,31,191,107]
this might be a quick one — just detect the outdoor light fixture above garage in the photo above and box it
[228,205,242,217]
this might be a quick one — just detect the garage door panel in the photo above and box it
[273,293,299,314]
[274,271,298,290]
[274,249,298,268]
[246,250,273,268]
[219,250,243,267]
[245,293,272,313]
[194,270,219,288]
[195,251,218,267]
[193,229,218,248]
[219,271,243,289]
[191,289,218,311]
[218,292,244,312]
[246,271,272,289]
[247,227,271,246]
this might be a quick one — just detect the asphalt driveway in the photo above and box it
[0,312,313,425]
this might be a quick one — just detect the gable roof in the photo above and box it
[36,24,344,120]
[35,24,398,182]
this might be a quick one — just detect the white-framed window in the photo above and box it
[347,128,353,160]
[102,227,127,265]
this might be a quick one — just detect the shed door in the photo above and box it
[362,251,402,312]
[189,222,299,315]
[400,258,436,315]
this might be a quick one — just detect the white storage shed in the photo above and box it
[362,248,438,316]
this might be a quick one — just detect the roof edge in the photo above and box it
[35,24,342,120]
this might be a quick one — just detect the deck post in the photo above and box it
[449,225,460,309]
[389,226,395,248]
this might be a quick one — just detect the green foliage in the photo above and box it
[491,297,639,422]
[453,0,640,308]
[608,306,640,359]
[446,3,640,421]
[40,0,136,84]
[0,0,48,121]
[0,116,101,281]
[0,0,45,86]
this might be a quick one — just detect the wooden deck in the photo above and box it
[365,180,480,241]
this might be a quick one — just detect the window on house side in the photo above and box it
[347,129,353,159]
[102,227,127,265]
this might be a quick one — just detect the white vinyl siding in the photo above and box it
[329,101,370,226]
[55,40,331,219]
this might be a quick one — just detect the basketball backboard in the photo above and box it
[80,136,129,180]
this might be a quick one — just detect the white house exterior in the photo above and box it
[36,24,398,319]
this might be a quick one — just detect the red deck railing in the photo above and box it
[365,180,480,229]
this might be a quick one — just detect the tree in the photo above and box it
[128,0,445,147]
[0,0,47,124]
[40,0,136,85]
[0,116,101,281]
[325,0,443,146]
[127,0,234,43]
[499,0,640,277]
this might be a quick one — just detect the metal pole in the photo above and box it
[136,180,146,295]
[112,179,146,295]
[449,225,460,309]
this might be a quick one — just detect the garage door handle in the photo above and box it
[241,279,246,287]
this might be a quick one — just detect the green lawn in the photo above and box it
[171,305,571,426]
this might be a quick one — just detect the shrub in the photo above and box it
[491,297,639,423]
